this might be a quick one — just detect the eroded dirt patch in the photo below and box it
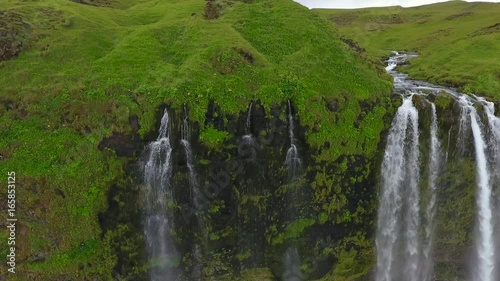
[328,13,359,26]
[470,22,500,37]
[0,11,29,61]
[445,11,473,20]
[71,0,116,7]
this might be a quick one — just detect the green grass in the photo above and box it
[315,1,500,97]
[0,0,392,279]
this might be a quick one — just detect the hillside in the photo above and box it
[0,0,394,280]
[315,1,500,97]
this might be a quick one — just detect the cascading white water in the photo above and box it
[243,102,254,145]
[404,100,421,281]
[246,102,253,135]
[192,244,203,281]
[143,109,176,281]
[375,95,420,281]
[181,107,200,204]
[421,103,441,281]
[468,102,495,281]
[181,139,199,207]
[481,101,500,281]
[283,100,304,281]
[282,247,304,281]
[458,96,472,156]
[285,100,302,181]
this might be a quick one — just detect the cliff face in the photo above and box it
[100,94,498,281]
[99,97,398,280]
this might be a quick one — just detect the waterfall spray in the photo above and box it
[375,95,421,281]
[143,109,176,281]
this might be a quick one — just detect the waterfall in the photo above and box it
[457,96,472,156]
[143,109,176,281]
[285,100,302,181]
[181,108,198,203]
[243,102,254,145]
[246,102,253,135]
[192,244,203,281]
[378,51,500,281]
[404,97,421,281]
[469,102,495,281]
[283,100,304,281]
[180,107,204,280]
[422,103,441,281]
[375,95,420,281]
[470,106,495,281]
[481,99,500,280]
[282,247,305,281]
[482,101,500,281]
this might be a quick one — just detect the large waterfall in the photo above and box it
[143,109,176,281]
[375,95,420,281]
[421,103,441,281]
[469,103,494,281]
[376,52,499,281]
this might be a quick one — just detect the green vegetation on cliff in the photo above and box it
[316,1,500,97]
[0,0,394,280]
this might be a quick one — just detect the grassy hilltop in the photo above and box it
[315,1,500,97]
[0,0,393,279]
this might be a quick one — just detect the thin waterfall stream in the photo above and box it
[285,100,302,182]
[180,106,204,281]
[243,102,254,145]
[283,100,305,281]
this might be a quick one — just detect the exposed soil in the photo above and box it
[71,0,115,7]
[470,22,500,37]
[445,11,473,20]
[0,11,28,61]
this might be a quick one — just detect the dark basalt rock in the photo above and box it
[98,132,142,157]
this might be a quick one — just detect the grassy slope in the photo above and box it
[0,0,391,279]
[315,1,500,97]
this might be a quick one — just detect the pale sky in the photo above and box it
[295,0,500,9]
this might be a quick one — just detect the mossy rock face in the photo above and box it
[238,268,275,280]
[98,98,394,280]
